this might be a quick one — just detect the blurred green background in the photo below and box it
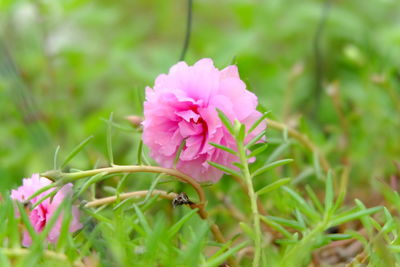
[1,0,399,191]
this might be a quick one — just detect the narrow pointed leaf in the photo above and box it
[75,172,108,199]
[252,159,293,177]
[245,130,266,150]
[209,142,236,155]
[168,208,198,238]
[61,135,93,168]
[208,161,241,177]
[216,109,234,135]
[256,178,291,196]
[205,241,249,267]
[324,170,334,213]
[107,113,114,165]
[248,144,269,158]
[248,112,270,134]
[331,206,383,226]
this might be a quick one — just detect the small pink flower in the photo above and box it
[142,58,266,182]
[11,174,82,246]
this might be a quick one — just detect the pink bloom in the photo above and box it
[142,58,265,182]
[11,174,82,246]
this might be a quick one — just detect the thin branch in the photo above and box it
[179,0,193,61]
[312,0,333,116]
[85,190,177,208]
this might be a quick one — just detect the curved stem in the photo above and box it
[42,165,205,206]
[85,190,177,208]
[266,118,330,172]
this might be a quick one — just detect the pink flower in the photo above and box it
[11,174,82,246]
[142,58,265,182]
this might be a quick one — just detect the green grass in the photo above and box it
[1,0,400,266]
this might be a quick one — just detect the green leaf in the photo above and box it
[205,241,249,267]
[39,200,68,243]
[252,159,293,177]
[168,208,198,238]
[313,151,322,180]
[60,135,93,169]
[256,178,291,196]
[324,170,334,214]
[245,130,266,150]
[56,201,72,252]
[237,123,246,143]
[138,174,163,205]
[208,161,241,177]
[107,112,114,165]
[305,185,324,213]
[26,183,58,202]
[133,204,151,235]
[0,250,10,267]
[6,196,19,248]
[248,143,269,158]
[116,173,129,202]
[264,216,306,231]
[137,140,143,165]
[326,234,352,241]
[260,216,292,238]
[75,172,108,199]
[389,245,400,253]
[232,162,244,169]
[248,111,270,135]
[31,189,58,209]
[266,142,291,163]
[53,145,60,170]
[83,208,112,224]
[354,199,373,234]
[216,109,234,135]
[333,168,349,213]
[209,142,236,155]
[331,206,383,226]
[239,222,255,240]
[16,202,38,243]
[174,139,186,168]
[282,186,320,221]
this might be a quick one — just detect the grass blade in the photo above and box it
[107,113,114,165]
[60,136,93,169]
[168,208,198,238]
[205,241,249,267]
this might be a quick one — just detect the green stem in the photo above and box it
[237,140,262,267]
[41,165,206,205]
